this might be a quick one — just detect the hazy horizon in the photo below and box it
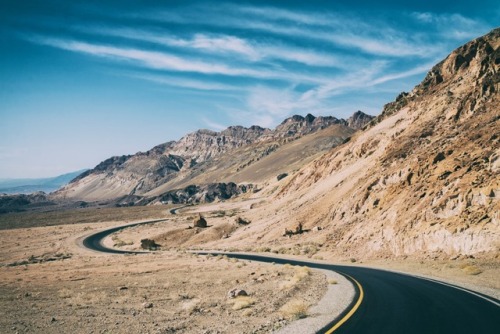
[1,0,498,178]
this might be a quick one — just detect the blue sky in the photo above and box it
[1,1,498,178]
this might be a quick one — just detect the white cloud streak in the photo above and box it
[146,6,446,58]
[30,36,344,85]
[124,72,240,92]
[78,26,344,67]
[411,12,490,40]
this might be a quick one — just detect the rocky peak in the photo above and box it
[304,113,316,123]
[346,111,375,130]
[274,114,344,137]
[221,125,270,141]
[380,28,499,122]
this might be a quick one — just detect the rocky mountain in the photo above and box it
[222,28,499,259]
[347,111,375,130]
[55,112,372,202]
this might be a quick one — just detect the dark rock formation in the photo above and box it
[159,183,252,205]
[0,192,55,214]
[277,173,288,181]
[193,214,207,228]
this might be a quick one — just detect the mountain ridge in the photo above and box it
[56,111,373,201]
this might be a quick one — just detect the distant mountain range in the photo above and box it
[0,170,88,194]
[54,111,374,203]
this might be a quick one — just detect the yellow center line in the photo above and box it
[325,274,364,333]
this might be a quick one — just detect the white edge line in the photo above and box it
[407,274,500,307]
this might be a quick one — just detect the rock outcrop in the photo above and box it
[157,182,252,205]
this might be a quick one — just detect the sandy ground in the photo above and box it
[0,222,334,334]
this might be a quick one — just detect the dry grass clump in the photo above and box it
[461,265,483,275]
[111,233,134,247]
[58,288,73,299]
[230,296,255,310]
[301,244,320,256]
[181,298,201,314]
[271,243,322,257]
[295,266,312,280]
[280,266,311,290]
[280,299,309,320]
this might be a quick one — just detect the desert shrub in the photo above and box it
[279,266,312,290]
[140,239,160,250]
[235,216,251,225]
[58,288,73,299]
[231,296,255,310]
[462,265,482,275]
[280,299,309,320]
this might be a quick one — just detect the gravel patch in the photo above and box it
[274,269,355,334]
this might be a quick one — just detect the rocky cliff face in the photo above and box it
[246,28,499,259]
[56,111,369,201]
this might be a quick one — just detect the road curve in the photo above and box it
[82,225,500,334]
[81,219,168,254]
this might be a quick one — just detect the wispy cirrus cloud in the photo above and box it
[77,26,344,67]
[124,72,241,92]
[34,37,264,77]
[145,5,445,58]
[411,12,490,40]
[30,35,346,85]
[18,3,493,129]
[223,59,432,127]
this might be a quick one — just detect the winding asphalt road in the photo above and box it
[81,219,167,254]
[82,223,500,334]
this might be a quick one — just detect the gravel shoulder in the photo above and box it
[274,269,354,334]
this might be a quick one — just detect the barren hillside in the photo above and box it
[209,28,499,259]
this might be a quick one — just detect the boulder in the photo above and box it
[140,239,160,250]
[227,289,248,299]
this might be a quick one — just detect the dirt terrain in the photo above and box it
[0,219,330,334]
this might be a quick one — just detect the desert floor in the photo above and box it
[0,220,332,334]
[0,205,498,334]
